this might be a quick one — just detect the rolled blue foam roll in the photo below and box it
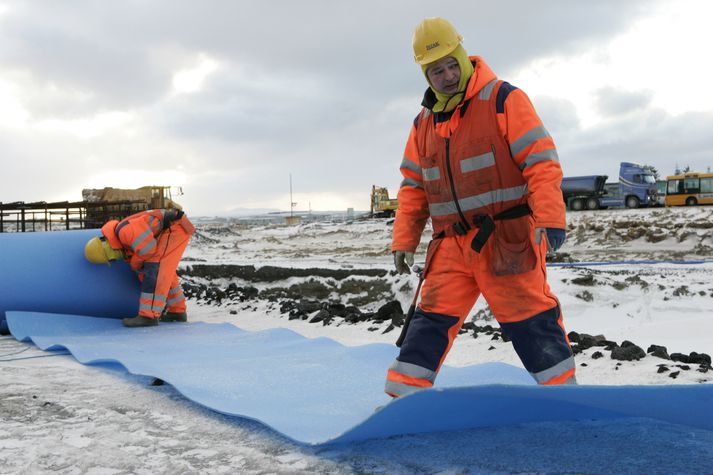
[0,229,140,333]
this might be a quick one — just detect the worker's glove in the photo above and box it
[535,228,566,252]
[393,251,415,274]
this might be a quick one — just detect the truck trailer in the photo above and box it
[561,162,658,211]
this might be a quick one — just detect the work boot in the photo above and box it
[122,316,159,327]
[160,311,188,323]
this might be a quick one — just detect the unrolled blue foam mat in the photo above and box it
[8,311,713,445]
[0,230,140,334]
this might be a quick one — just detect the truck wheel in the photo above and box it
[625,196,640,209]
[570,199,584,211]
[586,198,599,210]
[686,197,698,206]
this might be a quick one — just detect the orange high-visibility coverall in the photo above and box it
[385,57,575,398]
[102,209,195,319]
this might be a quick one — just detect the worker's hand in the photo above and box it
[393,251,415,274]
[535,228,566,252]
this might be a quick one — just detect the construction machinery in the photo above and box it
[1,186,183,233]
[370,186,399,218]
[82,186,183,227]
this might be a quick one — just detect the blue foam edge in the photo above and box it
[7,311,713,445]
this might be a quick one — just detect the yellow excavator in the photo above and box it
[370,185,399,218]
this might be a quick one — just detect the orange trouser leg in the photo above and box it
[165,273,187,313]
[138,225,192,318]
[476,220,575,385]
[385,235,480,398]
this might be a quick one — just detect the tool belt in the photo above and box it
[469,203,532,253]
[436,203,532,253]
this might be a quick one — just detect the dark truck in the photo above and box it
[561,162,658,211]
[561,175,608,210]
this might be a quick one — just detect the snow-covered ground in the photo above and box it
[2,206,712,473]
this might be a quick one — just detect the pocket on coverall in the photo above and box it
[490,215,537,276]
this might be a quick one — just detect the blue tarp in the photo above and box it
[8,311,713,445]
[0,230,140,333]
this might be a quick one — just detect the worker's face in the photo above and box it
[426,56,461,94]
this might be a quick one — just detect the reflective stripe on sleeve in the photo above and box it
[137,239,157,256]
[400,157,423,176]
[509,126,551,158]
[518,149,559,170]
[400,177,423,189]
[131,228,153,250]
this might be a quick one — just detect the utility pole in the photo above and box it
[289,174,297,217]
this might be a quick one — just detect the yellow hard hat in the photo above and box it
[412,17,464,65]
[84,236,124,265]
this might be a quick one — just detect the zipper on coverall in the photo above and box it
[444,138,470,231]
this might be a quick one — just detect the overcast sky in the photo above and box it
[1,0,712,215]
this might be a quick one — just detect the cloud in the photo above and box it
[593,87,654,117]
[1,0,703,215]
[558,107,713,179]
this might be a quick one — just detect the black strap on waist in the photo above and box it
[470,203,532,253]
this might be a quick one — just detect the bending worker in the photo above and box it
[386,17,575,397]
[84,208,195,327]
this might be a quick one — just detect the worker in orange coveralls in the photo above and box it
[84,208,195,328]
[385,17,576,398]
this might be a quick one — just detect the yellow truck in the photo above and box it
[370,186,399,217]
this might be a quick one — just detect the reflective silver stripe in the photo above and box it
[166,295,185,306]
[531,356,576,384]
[389,360,437,382]
[429,200,459,217]
[140,293,166,303]
[137,239,157,256]
[131,228,153,250]
[509,126,551,158]
[169,286,183,296]
[460,152,495,173]
[400,177,423,189]
[429,185,528,217]
[422,108,431,121]
[478,79,498,100]
[400,157,422,176]
[384,380,428,397]
[422,166,441,181]
[519,149,559,171]
[140,303,165,313]
[458,186,528,213]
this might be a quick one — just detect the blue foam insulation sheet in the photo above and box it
[0,229,140,334]
[8,312,713,445]
[3,230,713,445]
